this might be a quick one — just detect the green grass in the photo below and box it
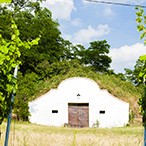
[0,122,144,146]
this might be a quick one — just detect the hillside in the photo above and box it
[30,67,143,125]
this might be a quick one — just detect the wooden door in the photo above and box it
[68,103,89,128]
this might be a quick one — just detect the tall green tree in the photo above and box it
[0,0,65,75]
[80,40,112,72]
[14,72,40,121]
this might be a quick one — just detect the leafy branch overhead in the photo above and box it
[136,7,146,82]
[136,7,146,42]
[0,18,40,124]
[0,0,11,3]
[136,6,146,127]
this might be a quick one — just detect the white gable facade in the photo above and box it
[29,77,129,128]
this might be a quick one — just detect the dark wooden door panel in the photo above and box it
[78,106,89,127]
[68,103,89,128]
[68,106,78,127]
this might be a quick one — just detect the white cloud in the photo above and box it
[72,24,111,44]
[103,6,116,17]
[71,18,82,27]
[109,43,146,73]
[42,0,75,20]
[62,33,72,41]
[96,6,116,17]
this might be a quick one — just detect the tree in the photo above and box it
[0,1,113,76]
[0,1,65,75]
[0,19,39,124]
[80,40,112,72]
[14,72,40,121]
[124,59,145,85]
[61,40,112,73]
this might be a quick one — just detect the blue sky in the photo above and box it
[42,0,146,73]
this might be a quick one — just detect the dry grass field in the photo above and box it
[0,122,144,146]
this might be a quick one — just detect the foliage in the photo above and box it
[0,19,20,124]
[0,0,11,3]
[36,60,75,79]
[0,0,66,121]
[0,1,64,75]
[136,7,146,44]
[114,73,126,81]
[136,6,146,127]
[0,19,39,124]
[0,1,113,76]
[137,54,146,127]
[124,59,145,85]
[92,120,100,128]
[14,72,41,121]
[60,40,112,73]
[78,40,112,72]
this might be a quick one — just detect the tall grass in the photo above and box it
[0,122,144,146]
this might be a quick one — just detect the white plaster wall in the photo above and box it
[29,90,68,126]
[29,77,129,128]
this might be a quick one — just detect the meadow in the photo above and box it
[0,122,144,146]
